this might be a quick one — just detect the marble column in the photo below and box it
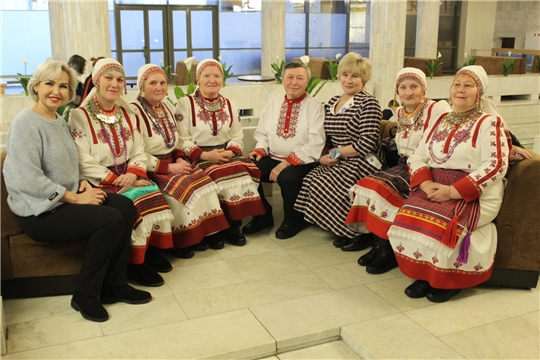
[369,0,407,103]
[261,0,285,77]
[48,0,111,64]
[415,0,440,58]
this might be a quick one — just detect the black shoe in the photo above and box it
[366,243,398,274]
[100,285,152,305]
[127,262,164,287]
[191,239,209,251]
[275,221,310,240]
[145,246,172,273]
[341,233,374,252]
[333,237,353,248]
[242,214,274,234]
[71,291,108,322]
[426,288,461,303]
[404,280,431,298]
[358,245,379,266]
[223,226,246,246]
[170,248,195,259]
[206,233,225,250]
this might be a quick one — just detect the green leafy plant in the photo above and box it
[325,53,341,82]
[16,59,29,95]
[159,57,177,83]
[535,57,540,73]
[271,58,285,84]
[167,83,197,107]
[502,52,516,76]
[425,52,443,79]
[218,55,234,86]
[462,52,476,67]
[306,76,327,98]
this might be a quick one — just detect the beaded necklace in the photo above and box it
[86,98,129,175]
[139,97,177,149]
[428,111,482,164]
[397,98,429,153]
[93,96,119,124]
[194,90,228,135]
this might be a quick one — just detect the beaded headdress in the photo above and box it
[137,64,167,98]
[92,60,125,88]
[395,67,427,100]
[196,59,223,83]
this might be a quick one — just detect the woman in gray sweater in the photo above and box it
[2,60,151,322]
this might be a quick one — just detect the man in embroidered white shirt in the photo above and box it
[244,62,326,239]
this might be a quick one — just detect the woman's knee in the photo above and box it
[104,194,136,224]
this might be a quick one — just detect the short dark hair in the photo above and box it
[283,61,311,79]
[388,99,400,107]
[68,54,86,75]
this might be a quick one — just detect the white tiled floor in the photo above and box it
[2,191,539,359]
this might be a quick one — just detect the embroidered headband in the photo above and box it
[452,69,484,112]
[138,65,167,91]
[93,63,125,87]
[196,59,223,83]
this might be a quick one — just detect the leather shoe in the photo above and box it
[127,262,164,287]
[206,233,225,250]
[366,244,398,274]
[100,285,152,305]
[71,291,108,322]
[333,237,353,248]
[275,221,310,240]
[170,248,195,259]
[191,240,209,251]
[426,288,461,303]
[341,233,374,252]
[223,225,246,246]
[358,245,379,266]
[243,214,274,234]
[404,280,431,298]
[145,246,172,272]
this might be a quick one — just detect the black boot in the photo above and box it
[71,291,108,322]
[223,220,246,246]
[366,237,398,274]
[357,242,379,266]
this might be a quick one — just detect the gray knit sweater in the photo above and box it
[2,109,81,216]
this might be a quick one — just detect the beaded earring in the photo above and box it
[141,91,146,97]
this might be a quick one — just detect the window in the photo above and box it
[285,0,347,62]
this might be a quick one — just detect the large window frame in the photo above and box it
[114,3,219,79]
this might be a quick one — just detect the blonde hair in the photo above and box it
[28,60,77,103]
[338,52,372,84]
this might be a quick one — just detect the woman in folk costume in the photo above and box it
[176,58,265,248]
[130,64,229,258]
[345,68,451,274]
[69,58,174,288]
[294,52,383,247]
[387,65,509,303]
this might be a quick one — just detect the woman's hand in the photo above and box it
[249,151,262,161]
[269,161,291,183]
[169,159,192,175]
[133,178,152,187]
[75,188,107,205]
[509,146,532,161]
[112,173,137,187]
[78,180,93,193]
[426,184,452,202]
[319,153,339,166]
[201,149,234,163]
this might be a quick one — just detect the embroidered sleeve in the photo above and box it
[68,108,118,186]
[253,148,267,158]
[285,152,304,166]
[176,97,198,155]
[453,116,508,202]
[124,111,148,179]
[131,103,160,173]
[225,100,244,152]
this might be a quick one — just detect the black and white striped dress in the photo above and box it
[295,91,382,238]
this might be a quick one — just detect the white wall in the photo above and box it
[459,1,498,59]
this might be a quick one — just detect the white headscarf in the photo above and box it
[395,67,427,93]
[135,63,168,100]
[80,58,132,113]
[453,65,501,118]
[195,59,223,83]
